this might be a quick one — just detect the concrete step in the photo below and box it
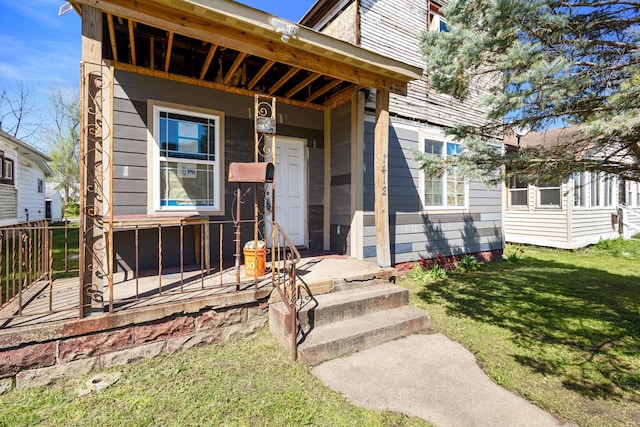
[269,282,409,338]
[297,305,430,366]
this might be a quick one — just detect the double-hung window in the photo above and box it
[0,154,14,186]
[421,137,466,209]
[153,104,222,213]
[508,175,528,207]
[536,177,561,207]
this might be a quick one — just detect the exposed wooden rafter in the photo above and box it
[164,31,174,72]
[128,20,136,65]
[70,0,418,107]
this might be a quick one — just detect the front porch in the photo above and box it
[0,253,394,333]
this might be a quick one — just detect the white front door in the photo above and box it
[266,137,306,247]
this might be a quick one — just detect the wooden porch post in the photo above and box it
[79,6,109,317]
[374,89,391,267]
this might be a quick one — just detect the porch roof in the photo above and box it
[69,0,422,109]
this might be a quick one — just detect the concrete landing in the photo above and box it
[312,333,573,427]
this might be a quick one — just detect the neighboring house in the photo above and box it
[0,130,52,226]
[300,0,504,263]
[71,0,502,279]
[45,182,64,221]
[503,126,640,248]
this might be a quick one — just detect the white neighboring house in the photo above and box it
[0,129,53,226]
[45,182,63,221]
[504,126,640,249]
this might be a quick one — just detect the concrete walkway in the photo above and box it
[312,333,574,427]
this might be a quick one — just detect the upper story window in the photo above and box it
[37,178,44,193]
[508,175,528,207]
[0,154,14,185]
[429,2,449,32]
[420,135,466,209]
[152,103,223,213]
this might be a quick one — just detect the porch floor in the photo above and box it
[0,255,395,331]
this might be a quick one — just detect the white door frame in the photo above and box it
[267,136,308,247]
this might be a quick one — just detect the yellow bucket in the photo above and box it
[243,244,267,277]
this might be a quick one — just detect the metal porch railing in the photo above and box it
[0,219,78,318]
[0,218,301,358]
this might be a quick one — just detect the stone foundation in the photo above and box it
[0,289,271,391]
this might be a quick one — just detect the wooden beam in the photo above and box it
[285,72,320,98]
[323,106,331,251]
[109,60,325,111]
[164,31,174,72]
[150,38,155,70]
[106,13,118,62]
[80,5,105,317]
[268,66,300,95]
[199,43,218,80]
[71,0,408,94]
[128,19,136,65]
[374,88,391,267]
[324,84,362,109]
[224,52,247,85]
[247,59,274,90]
[306,79,342,103]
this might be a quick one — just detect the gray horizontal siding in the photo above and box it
[361,118,503,263]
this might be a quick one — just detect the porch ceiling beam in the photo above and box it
[324,84,363,109]
[305,79,342,103]
[150,38,155,70]
[70,0,410,94]
[285,72,321,99]
[200,43,218,80]
[109,61,325,111]
[224,52,247,85]
[247,59,274,91]
[128,19,137,66]
[164,31,174,72]
[269,66,300,95]
[106,13,118,62]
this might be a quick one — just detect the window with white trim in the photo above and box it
[604,174,615,206]
[573,172,586,207]
[420,138,466,209]
[0,155,14,185]
[37,179,44,193]
[590,172,602,207]
[536,177,561,207]
[508,174,528,207]
[153,104,222,212]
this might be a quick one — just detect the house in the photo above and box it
[300,0,504,264]
[504,126,640,248]
[0,129,52,226]
[68,0,504,309]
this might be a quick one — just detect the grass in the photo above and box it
[0,328,430,427]
[399,241,640,427]
[49,223,79,277]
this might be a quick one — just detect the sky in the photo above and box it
[0,0,317,148]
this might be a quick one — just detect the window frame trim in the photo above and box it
[418,130,469,211]
[148,100,225,215]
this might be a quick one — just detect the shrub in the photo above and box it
[458,254,481,272]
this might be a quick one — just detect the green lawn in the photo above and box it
[399,240,640,427]
[0,328,430,427]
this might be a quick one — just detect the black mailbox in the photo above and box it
[228,162,274,183]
